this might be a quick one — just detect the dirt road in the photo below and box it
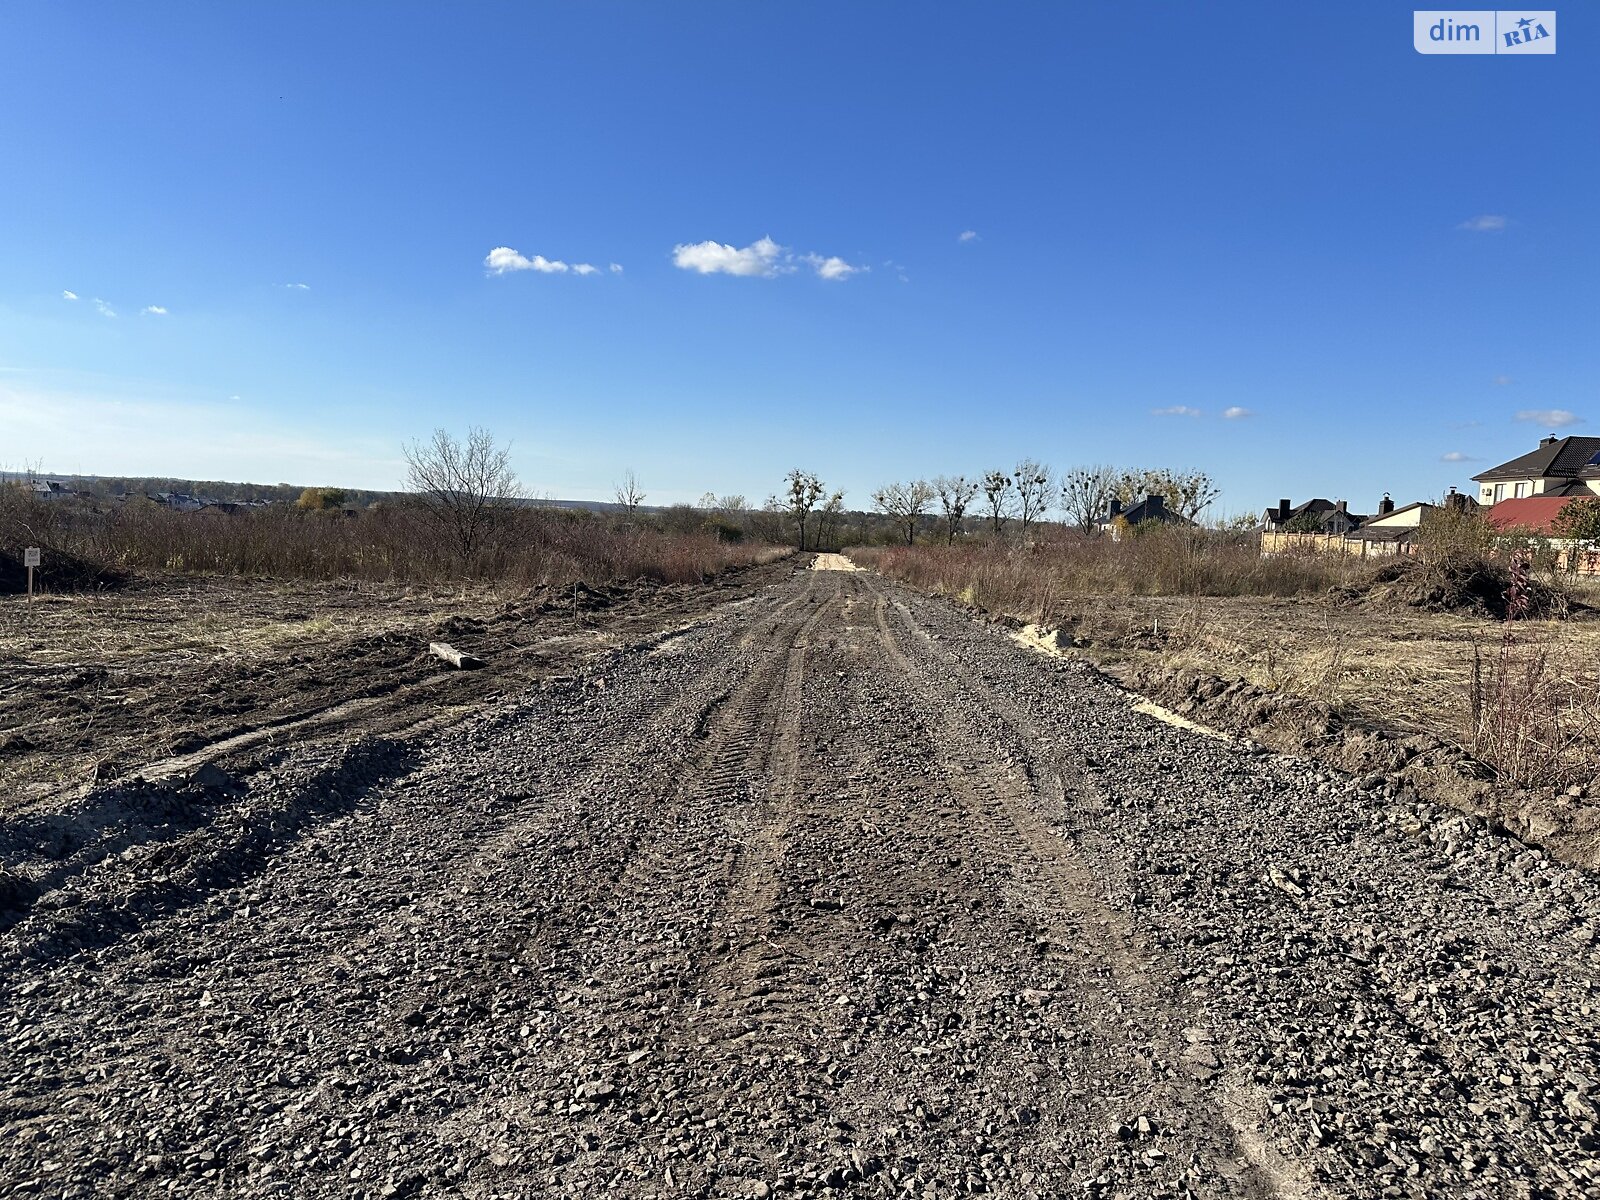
[2,561,1597,1199]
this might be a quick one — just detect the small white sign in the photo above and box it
[23,547,41,568]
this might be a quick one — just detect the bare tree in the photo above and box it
[786,469,824,550]
[403,426,520,559]
[1162,470,1221,521]
[750,495,786,544]
[614,469,645,518]
[816,490,846,550]
[1114,468,1220,521]
[1060,464,1120,533]
[872,479,936,545]
[933,474,980,543]
[981,470,1012,535]
[1014,458,1053,537]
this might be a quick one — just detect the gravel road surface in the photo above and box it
[2,560,1597,1199]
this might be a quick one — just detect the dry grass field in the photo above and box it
[1057,587,1600,752]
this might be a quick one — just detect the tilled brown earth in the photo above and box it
[0,561,789,805]
[1,562,1598,1200]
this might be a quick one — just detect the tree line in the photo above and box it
[753,461,1220,550]
[864,461,1219,545]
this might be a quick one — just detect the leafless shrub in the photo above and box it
[615,470,645,518]
[403,427,521,559]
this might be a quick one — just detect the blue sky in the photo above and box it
[1,3,1594,516]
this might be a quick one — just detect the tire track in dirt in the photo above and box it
[862,575,1283,1199]
[426,575,846,1191]
[689,578,831,1043]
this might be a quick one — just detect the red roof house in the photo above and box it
[1486,495,1584,536]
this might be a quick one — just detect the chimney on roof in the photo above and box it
[1378,493,1395,516]
[1445,487,1467,513]
[1147,493,1166,515]
[1108,497,1122,520]
[1278,498,1291,523]
[1541,436,1558,447]
[1336,499,1348,513]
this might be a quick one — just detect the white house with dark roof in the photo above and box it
[1345,490,1477,550]
[1470,435,1600,506]
[27,480,76,501]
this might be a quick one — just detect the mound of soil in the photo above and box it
[1330,557,1578,619]
[0,547,130,595]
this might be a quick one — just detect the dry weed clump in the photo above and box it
[1330,556,1577,619]
[1468,553,1600,789]
[849,527,1354,621]
[0,488,786,591]
[1329,507,1580,620]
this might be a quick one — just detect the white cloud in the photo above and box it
[281,282,311,291]
[1222,406,1252,420]
[485,246,570,274]
[1440,451,1478,463]
[61,290,78,301]
[958,230,979,243]
[1516,408,1582,429]
[803,253,862,282]
[672,236,785,277]
[1458,214,1508,232]
[141,305,168,316]
[484,247,611,277]
[1153,405,1202,417]
[93,298,116,318]
[673,237,866,281]
[609,263,623,274]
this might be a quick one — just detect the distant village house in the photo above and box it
[1259,497,1368,535]
[1261,492,1476,558]
[1257,432,1600,572]
[1099,493,1195,539]
[28,480,77,502]
[1471,435,1600,505]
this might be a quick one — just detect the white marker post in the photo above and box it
[23,547,40,604]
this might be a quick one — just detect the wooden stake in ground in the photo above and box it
[24,547,40,604]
